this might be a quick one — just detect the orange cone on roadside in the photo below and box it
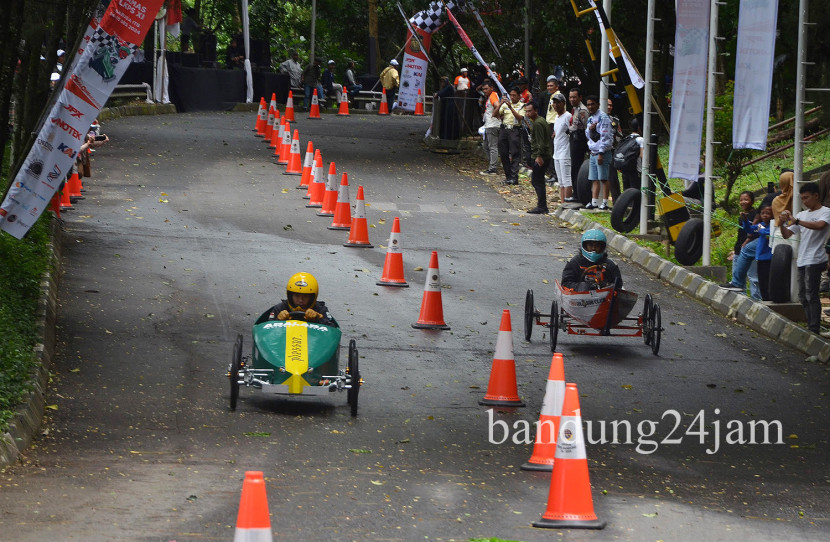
[303,149,321,199]
[59,184,72,209]
[284,130,303,175]
[269,92,277,115]
[343,185,373,248]
[234,471,273,542]
[49,193,61,219]
[479,310,523,405]
[298,141,314,189]
[377,217,409,287]
[338,88,350,116]
[521,353,566,471]
[308,89,322,119]
[317,162,339,216]
[67,171,83,200]
[378,88,390,115]
[306,153,326,207]
[255,98,267,136]
[414,89,425,116]
[533,382,606,530]
[284,90,296,122]
[328,173,352,230]
[278,121,292,165]
[254,97,265,133]
[269,109,281,149]
[273,118,285,158]
[411,251,449,329]
[265,106,275,141]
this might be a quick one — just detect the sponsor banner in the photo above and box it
[100,0,156,45]
[398,29,433,112]
[732,0,779,150]
[668,0,711,182]
[69,1,109,72]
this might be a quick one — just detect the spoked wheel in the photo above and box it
[229,333,243,410]
[549,299,559,353]
[347,339,360,417]
[524,289,535,342]
[642,294,653,346]
[651,304,662,356]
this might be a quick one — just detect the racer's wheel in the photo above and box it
[549,299,559,353]
[651,304,662,356]
[229,333,243,411]
[288,310,308,321]
[642,294,653,346]
[347,339,360,417]
[524,289,535,342]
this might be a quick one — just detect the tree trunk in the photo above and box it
[0,0,25,181]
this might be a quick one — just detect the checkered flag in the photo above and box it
[88,27,140,54]
[409,0,467,34]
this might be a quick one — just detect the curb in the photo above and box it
[551,207,830,362]
[0,218,62,469]
[97,102,177,122]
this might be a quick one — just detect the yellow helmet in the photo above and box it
[286,272,319,311]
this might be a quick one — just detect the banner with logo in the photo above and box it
[732,0,778,150]
[668,0,711,181]
[1,0,165,239]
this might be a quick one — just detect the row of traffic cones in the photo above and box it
[258,86,426,121]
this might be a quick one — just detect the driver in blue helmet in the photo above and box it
[561,229,623,291]
[266,272,335,325]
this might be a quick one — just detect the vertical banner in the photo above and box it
[0,0,165,239]
[732,0,778,150]
[668,0,711,181]
[398,29,433,111]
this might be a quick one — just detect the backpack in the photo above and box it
[613,134,641,172]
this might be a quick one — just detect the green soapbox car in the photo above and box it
[228,309,362,415]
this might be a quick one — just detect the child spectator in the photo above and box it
[744,205,773,301]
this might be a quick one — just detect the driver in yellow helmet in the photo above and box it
[267,272,334,325]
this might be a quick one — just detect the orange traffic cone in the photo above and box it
[306,153,326,207]
[298,141,314,189]
[338,88,350,116]
[317,162,339,216]
[344,185,373,248]
[284,90,296,122]
[411,251,449,329]
[49,193,61,219]
[479,310,523,405]
[521,353,566,471]
[414,89,425,116]
[269,109,281,149]
[284,130,303,175]
[303,149,321,199]
[377,217,409,287]
[278,121,292,165]
[533,382,606,530]
[308,89,322,119]
[273,118,285,158]
[59,184,72,209]
[378,88,390,115]
[67,171,83,200]
[269,93,277,119]
[328,173,352,231]
[234,471,273,541]
[255,98,267,136]
[265,105,275,141]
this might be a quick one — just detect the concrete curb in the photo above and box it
[97,102,177,122]
[1,218,62,469]
[550,207,830,362]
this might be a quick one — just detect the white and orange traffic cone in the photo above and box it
[306,153,326,207]
[533,382,606,530]
[303,149,321,199]
[377,217,408,287]
[284,90,296,122]
[308,88,322,119]
[269,109,281,149]
[378,88,390,115]
[479,309,524,406]
[49,193,61,219]
[521,353,566,471]
[411,251,449,329]
[265,105,275,141]
[284,130,303,175]
[343,185,373,248]
[234,471,273,541]
[328,173,352,231]
[317,162,339,216]
[59,184,73,209]
[278,121,292,165]
[268,92,277,117]
[338,88,350,116]
[273,118,285,158]
[67,171,83,200]
[298,141,314,189]
[254,97,265,133]
[414,89,425,116]
[255,97,267,136]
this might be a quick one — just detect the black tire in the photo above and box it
[347,339,360,417]
[651,305,662,356]
[768,244,793,303]
[642,294,653,346]
[229,333,243,411]
[610,188,641,233]
[576,159,592,205]
[549,299,559,353]
[674,218,704,265]
[524,289,535,342]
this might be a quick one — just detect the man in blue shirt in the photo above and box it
[584,95,613,210]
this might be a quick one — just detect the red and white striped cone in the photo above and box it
[298,141,314,189]
[376,216,408,287]
[264,106,275,141]
[308,89,322,119]
[284,130,303,175]
[328,173,352,230]
[521,353,566,470]
[411,251,449,329]
[268,109,281,149]
[306,153,326,207]
[278,121,292,165]
[268,92,277,117]
[343,185,373,247]
[234,471,273,541]
[273,118,285,158]
[414,89,425,116]
[337,88,350,116]
[284,90,296,122]
[317,162,339,216]
[479,309,523,405]
[254,97,265,133]
[378,88,390,115]
[303,150,321,199]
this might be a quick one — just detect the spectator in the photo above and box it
[584,94,613,210]
[515,77,532,104]
[744,205,774,301]
[541,77,563,183]
[495,88,526,185]
[279,50,303,88]
[524,101,553,214]
[454,67,470,97]
[617,118,644,192]
[771,170,794,226]
[225,37,245,69]
[478,80,501,176]
[344,60,363,98]
[434,75,458,139]
[551,93,573,203]
[303,57,326,111]
[322,60,344,105]
[779,182,830,334]
[722,191,758,294]
[180,8,201,53]
[606,98,624,202]
[567,87,590,196]
[380,59,400,110]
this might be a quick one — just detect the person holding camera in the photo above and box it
[567,87,589,202]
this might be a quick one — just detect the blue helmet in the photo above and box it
[581,229,607,263]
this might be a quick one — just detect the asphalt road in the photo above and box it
[1,111,828,542]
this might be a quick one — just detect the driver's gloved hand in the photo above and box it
[277,310,290,320]
[305,308,322,321]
